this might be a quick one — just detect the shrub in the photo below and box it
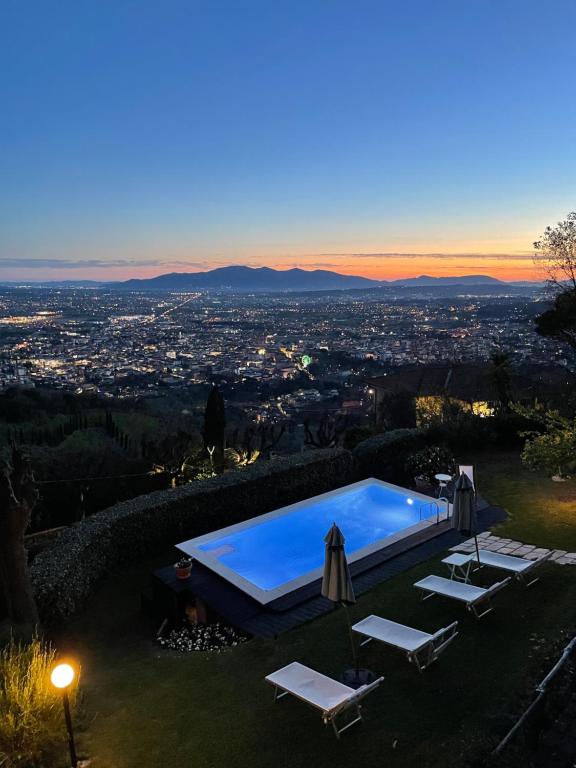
[31,448,356,625]
[353,428,428,482]
[342,425,374,450]
[426,413,497,452]
[0,637,74,768]
[521,429,576,477]
[377,390,417,430]
[405,445,456,484]
[514,405,576,477]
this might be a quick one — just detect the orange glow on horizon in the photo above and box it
[292,258,541,282]
[0,258,544,283]
[1,241,545,283]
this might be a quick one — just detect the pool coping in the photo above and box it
[176,477,449,605]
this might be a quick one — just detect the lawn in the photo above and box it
[61,451,576,768]
[474,450,576,552]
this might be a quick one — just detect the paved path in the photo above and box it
[450,532,576,565]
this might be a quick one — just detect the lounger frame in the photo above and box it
[472,550,552,587]
[353,616,459,672]
[415,575,511,619]
[266,663,383,738]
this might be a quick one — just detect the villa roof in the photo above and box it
[366,363,573,403]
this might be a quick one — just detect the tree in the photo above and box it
[535,289,576,350]
[149,429,200,486]
[229,422,287,463]
[489,350,513,412]
[203,385,226,465]
[513,404,576,478]
[534,211,576,290]
[377,389,416,430]
[0,447,40,632]
[304,413,348,448]
[534,212,576,351]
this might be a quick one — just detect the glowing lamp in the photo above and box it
[51,663,78,767]
[51,663,75,689]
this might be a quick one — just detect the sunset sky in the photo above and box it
[1,0,575,282]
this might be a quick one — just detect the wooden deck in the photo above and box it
[154,499,506,638]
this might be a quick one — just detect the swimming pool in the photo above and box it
[177,478,449,604]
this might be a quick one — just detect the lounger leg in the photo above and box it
[274,687,288,702]
[469,600,493,620]
[359,637,373,647]
[411,645,435,673]
[331,717,341,739]
[332,705,363,738]
[411,652,424,673]
[523,574,539,587]
[421,590,435,602]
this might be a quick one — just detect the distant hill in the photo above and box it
[107,266,514,292]
[107,266,378,292]
[392,274,504,287]
[0,267,542,292]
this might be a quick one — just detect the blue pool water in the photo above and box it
[197,483,438,592]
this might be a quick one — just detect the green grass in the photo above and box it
[60,451,576,768]
[474,450,576,551]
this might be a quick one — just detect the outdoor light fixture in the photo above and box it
[50,663,78,768]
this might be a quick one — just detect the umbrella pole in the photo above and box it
[474,533,481,566]
[342,603,358,673]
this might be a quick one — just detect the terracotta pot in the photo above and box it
[174,563,192,580]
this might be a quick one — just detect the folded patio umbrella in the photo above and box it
[321,523,356,605]
[322,523,373,688]
[452,472,480,563]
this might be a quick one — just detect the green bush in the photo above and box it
[514,405,576,477]
[342,425,374,450]
[426,413,497,451]
[31,449,356,625]
[405,445,456,484]
[352,428,428,482]
[521,429,576,477]
[0,637,74,768]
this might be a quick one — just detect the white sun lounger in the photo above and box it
[414,574,511,619]
[352,615,459,672]
[473,549,551,586]
[265,662,384,738]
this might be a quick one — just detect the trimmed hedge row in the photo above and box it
[31,449,355,625]
[353,428,428,483]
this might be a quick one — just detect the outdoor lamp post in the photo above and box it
[50,663,78,768]
[368,388,376,424]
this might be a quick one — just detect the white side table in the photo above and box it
[442,553,473,583]
[434,473,452,498]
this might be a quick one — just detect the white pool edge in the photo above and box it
[177,477,449,605]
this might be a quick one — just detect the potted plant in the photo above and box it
[174,556,193,580]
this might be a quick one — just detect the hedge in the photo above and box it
[31,448,355,625]
[353,428,429,482]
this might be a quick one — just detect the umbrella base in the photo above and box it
[340,668,377,689]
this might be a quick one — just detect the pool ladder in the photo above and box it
[419,498,449,525]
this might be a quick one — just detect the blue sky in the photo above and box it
[1,0,575,280]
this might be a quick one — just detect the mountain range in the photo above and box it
[105,266,508,292]
[0,266,543,292]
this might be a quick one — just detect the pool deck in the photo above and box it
[158,499,506,638]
